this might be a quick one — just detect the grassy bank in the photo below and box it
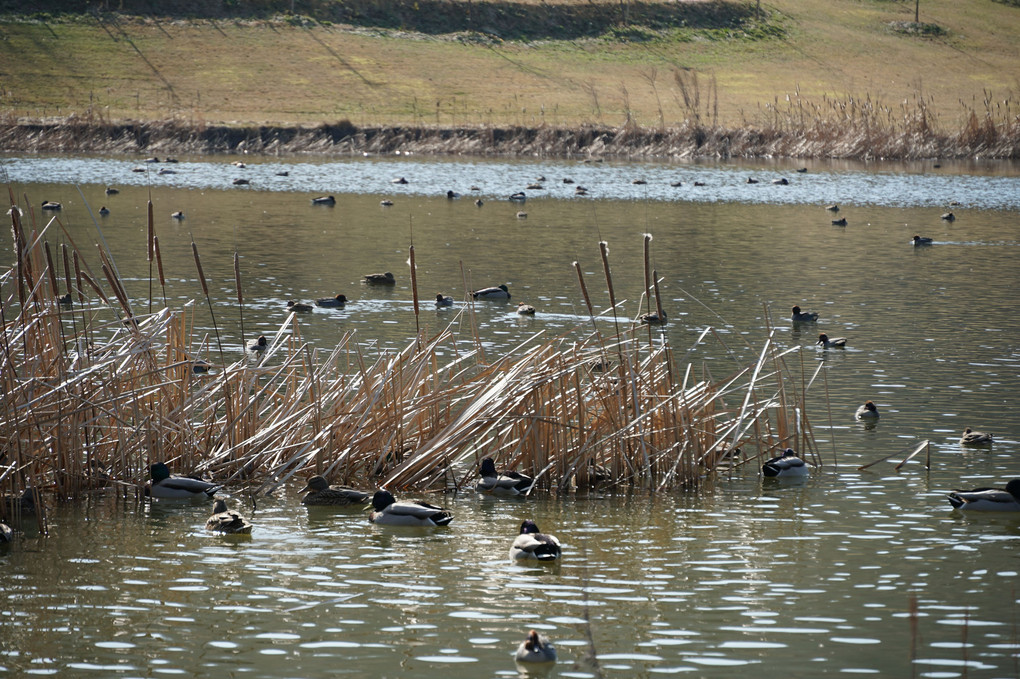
[0,0,1017,158]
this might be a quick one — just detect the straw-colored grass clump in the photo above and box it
[1,193,820,524]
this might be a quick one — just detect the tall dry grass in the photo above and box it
[1,191,822,514]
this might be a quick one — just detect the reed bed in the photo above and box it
[1,193,821,511]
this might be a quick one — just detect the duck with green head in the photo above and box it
[147,462,221,499]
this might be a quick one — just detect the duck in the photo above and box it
[639,311,667,325]
[831,217,847,226]
[287,300,314,312]
[316,294,348,308]
[380,199,393,207]
[474,198,484,207]
[941,212,956,222]
[855,400,880,420]
[368,489,453,527]
[246,335,268,355]
[526,183,543,190]
[817,333,847,348]
[231,161,246,168]
[171,211,184,220]
[476,457,535,496]
[472,284,511,300]
[41,201,62,210]
[98,206,110,216]
[516,302,536,315]
[364,271,396,285]
[825,204,839,212]
[205,498,253,534]
[57,293,73,306]
[516,630,557,664]
[435,294,454,307]
[299,476,371,507]
[562,178,574,184]
[0,522,12,544]
[960,428,993,446]
[516,211,528,219]
[446,190,461,199]
[670,180,683,187]
[157,168,178,175]
[509,192,527,202]
[510,519,561,562]
[791,305,818,322]
[105,187,119,195]
[632,179,647,185]
[746,177,759,184]
[311,195,336,205]
[392,177,409,184]
[232,178,250,185]
[145,156,160,163]
[912,235,934,246]
[275,171,289,177]
[147,462,222,499]
[772,178,789,185]
[574,186,589,195]
[693,181,706,187]
[762,448,808,478]
[192,359,211,374]
[947,479,1020,511]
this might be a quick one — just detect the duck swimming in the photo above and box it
[817,333,847,349]
[762,448,808,478]
[435,294,454,307]
[510,519,561,562]
[472,284,511,300]
[516,630,557,664]
[368,489,453,527]
[99,206,110,216]
[831,217,847,226]
[912,235,933,246]
[941,212,956,221]
[509,192,527,202]
[960,428,993,446]
[41,201,62,211]
[476,457,535,496]
[147,462,221,499]
[299,476,371,507]
[287,301,314,312]
[855,400,880,420]
[0,522,12,544]
[947,479,1020,511]
[311,195,336,205]
[364,272,395,285]
[791,305,818,322]
[516,302,536,315]
[205,498,253,534]
[316,294,348,308]
[247,335,268,355]
[639,311,667,325]
[171,211,184,220]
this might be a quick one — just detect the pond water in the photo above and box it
[1,154,1019,678]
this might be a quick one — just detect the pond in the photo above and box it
[1,153,1019,678]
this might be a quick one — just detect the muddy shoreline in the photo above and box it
[1,116,1017,161]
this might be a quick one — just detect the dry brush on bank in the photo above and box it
[1,192,822,513]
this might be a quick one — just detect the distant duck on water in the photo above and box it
[762,448,808,478]
[516,302,536,315]
[316,294,348,308]
[435,294,454,307]
[791,305,818,322]
[516,630,557,664]
[817,333,847,349]
[368,489,453,527]
[299,476,371,507]
[247,335,268,355]
[947,479,1020,511]
[855,400,880,421]
[147,462,221,499]
[205,499,253,534]
[472,284,511,300]
[311,195,336,205]
[912,235,933,246]
[364,271,395,285]
[287,300,314,312]
[960,428,993,446]
[510,519,561,562]
[476,457,534,496]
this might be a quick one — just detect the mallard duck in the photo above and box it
[131,166,146,173]
[392,177,409,184]
[275,171,289,177]
[205,498,253,534]
[947,479,1020,511]
[772,177,789,185]
[693,181,706,187]
[856,401,880,420]
[144,156,160,163]
[941,212,956,222]
[516,211,528,219]
[105,187,119,195]
[639,311,667,325]
[368,489,453,527]
[171,211,184,220]
[817,333,847,348]
[510,519,561,562]
[476,457,535,496]
[98,206,110,216]
[516,630,557,664]
[0,522,12,543]
[287,301,314,312]
[825,204,839,212]
[300,476,371,507]
[472,284,511,300]
[364,271,396,285]
[57,293,72,306]
[960,428,993,446]
[509,192,527,202]
[147,462,221,499]
[246,335,268,354]
[526,183,543,190]
[311,195,336,205]
[41,201,62,210]
[791,305,818,322]
[232,178,250,185]
[435,294,454,307]
[231,161,246,168]
[831,217,847,226]
[670,180,683,187]
[446,190,461,199]
[574,186,589,195]
[746,177,759,184]
[796,167,808,173]
[912,235,933,246]
[157,168,177,175]
[380,199,393,206]
[316,294,348,308]
[474,198,484,207]
[562,178,574,184]
[762,448,808,478]
[516,302,536,315]
[192,359,211,374]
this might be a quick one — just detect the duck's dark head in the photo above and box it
[520,519,541,535]
[783,448,797,457]
[792,306,801,315]
[817,333,829,344]
[256,336,267,347]
[212,498,228,514]
[525,630,543,651]
[150,462,171,482]
[479,457,497,477]
[1006,479,1020,498]
[301,476,330,493]
[372,489,396,511]
[864,401,877,412]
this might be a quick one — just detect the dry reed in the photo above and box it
[1,193,822,509]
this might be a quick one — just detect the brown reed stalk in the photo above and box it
[233,250,244,342]
[147,198,154,314]
[153,236,167,305]
[409,244,420,341]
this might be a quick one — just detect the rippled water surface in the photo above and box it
[1,154,1019,677]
